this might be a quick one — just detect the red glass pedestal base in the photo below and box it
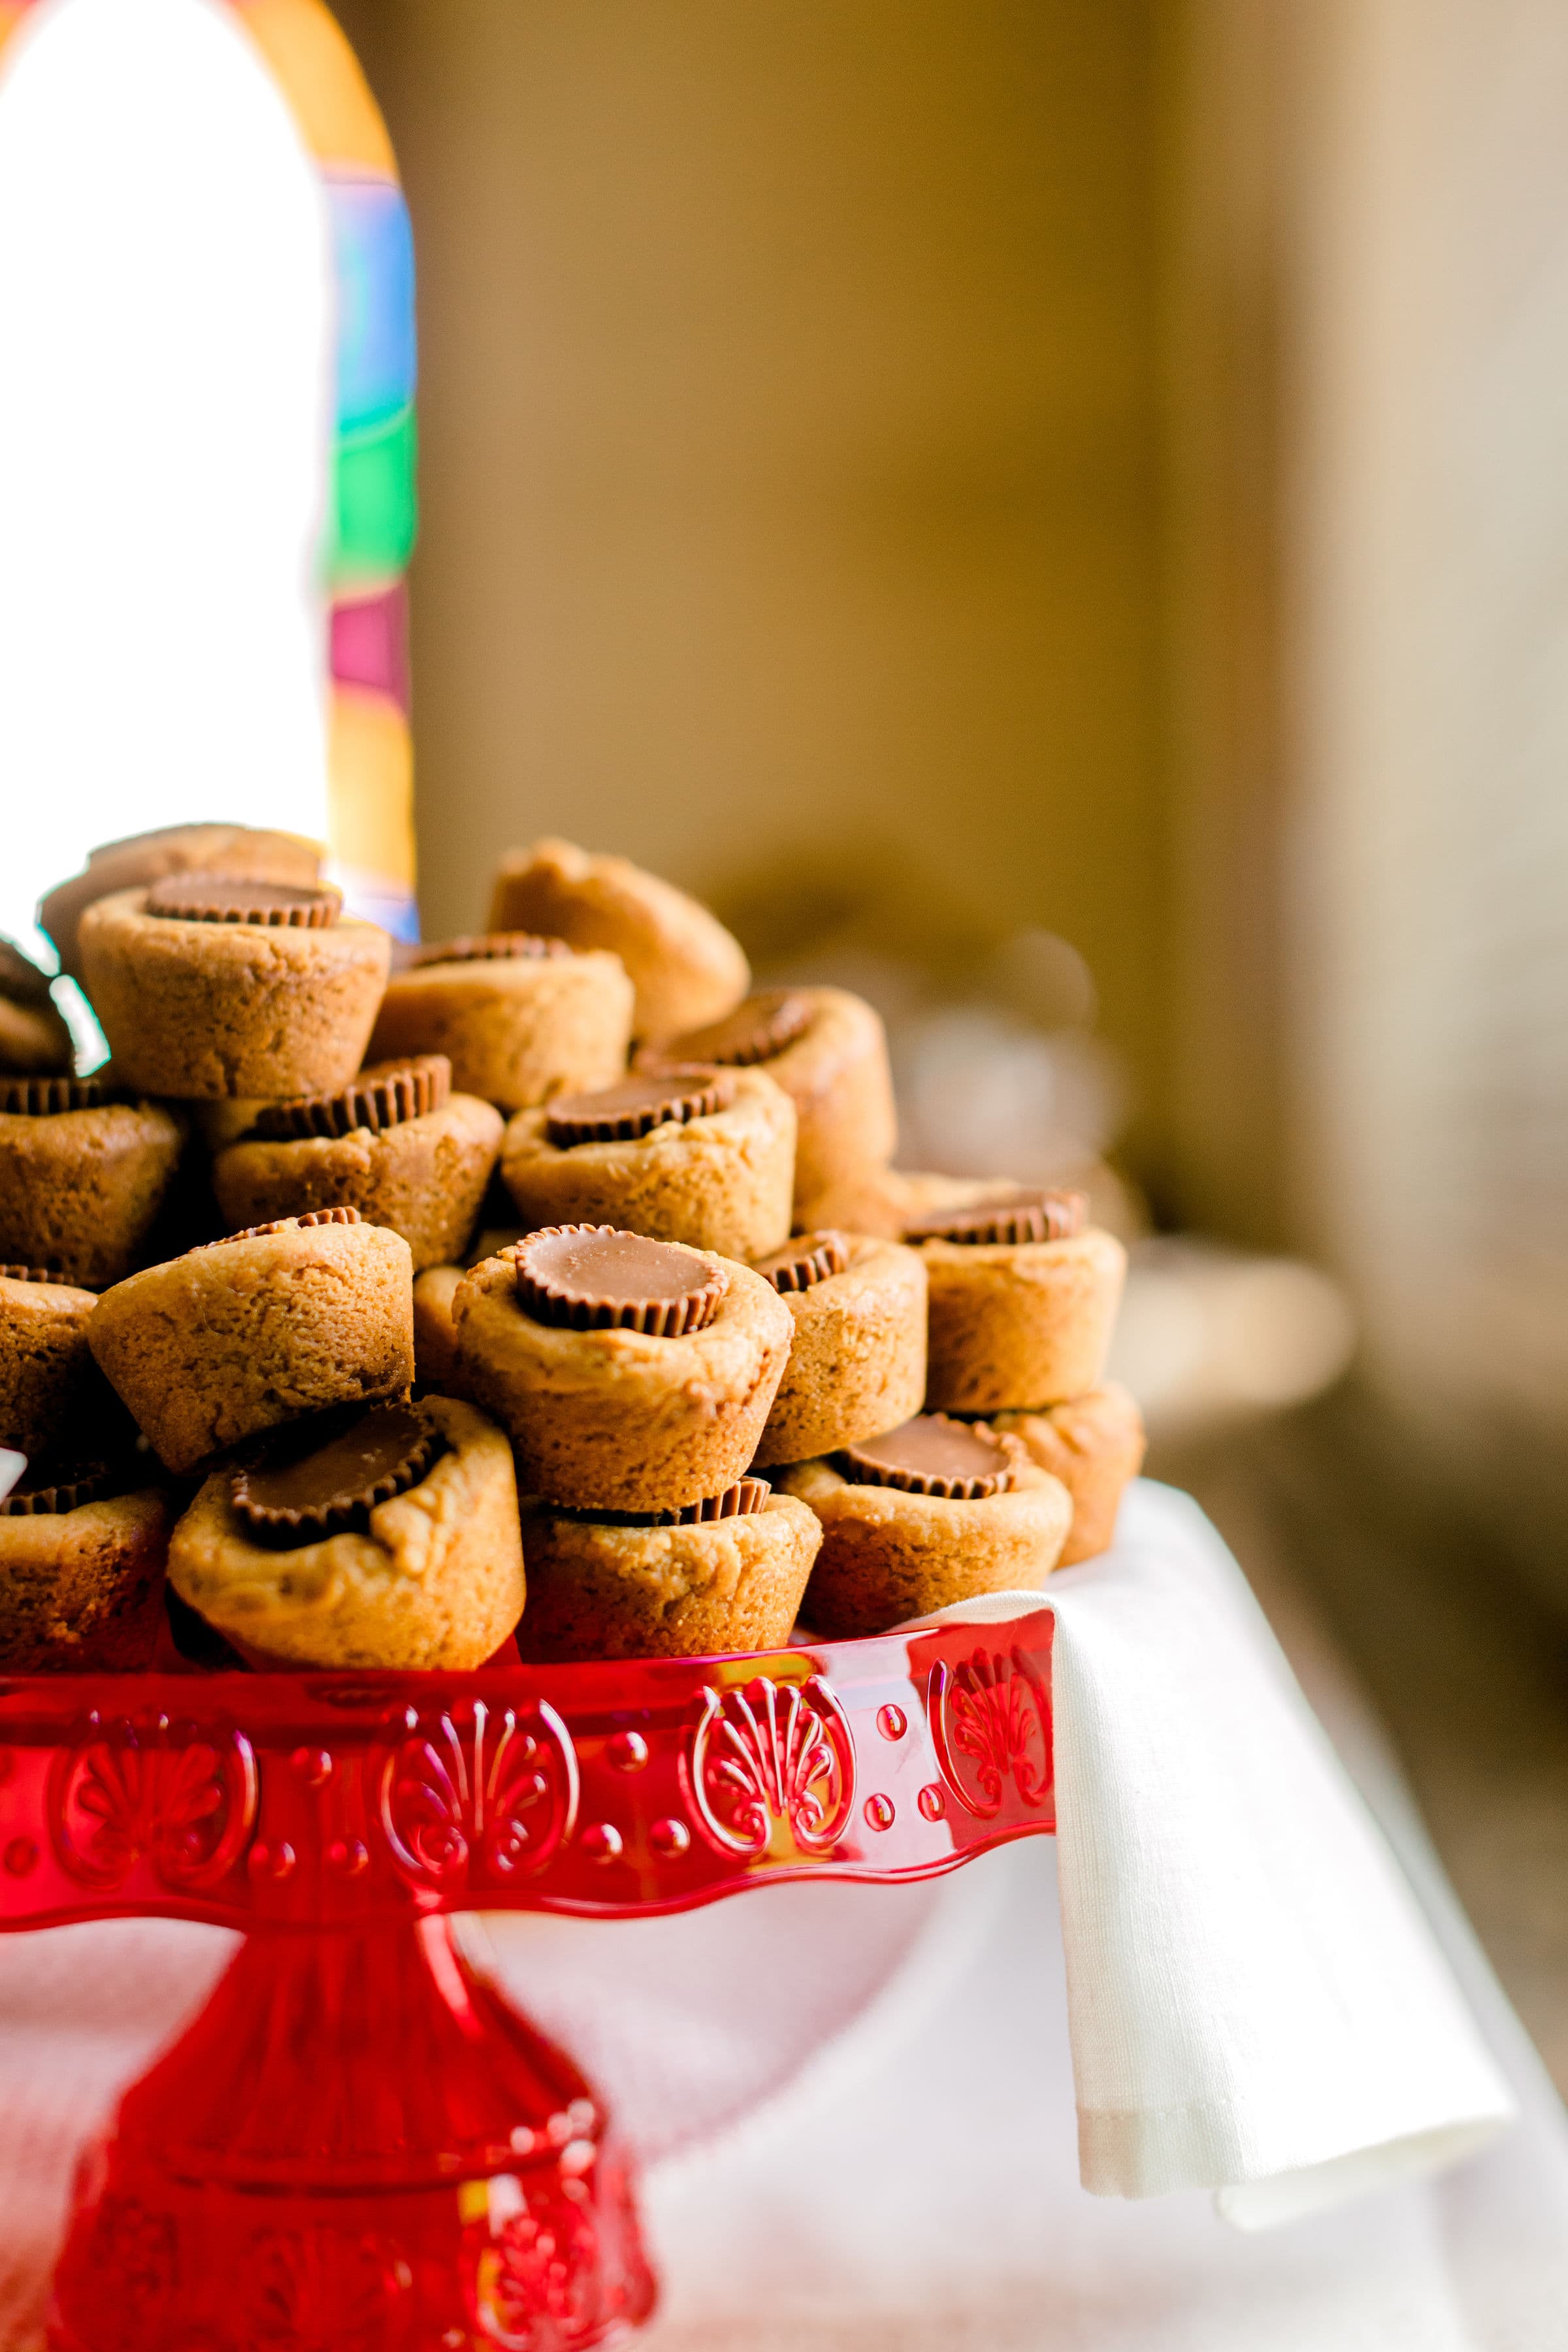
[46,1917,655,2352]
[0,1616,1056,2344]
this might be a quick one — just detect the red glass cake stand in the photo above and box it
[0,1610,1055,2351]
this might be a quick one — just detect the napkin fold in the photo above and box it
[903,1481,1516,2226]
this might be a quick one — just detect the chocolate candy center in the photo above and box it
[0,1459,116,1517]
[232,1402,446,1546]
[411,932,573,966]
[199,1205,364,1249]
[902,1187,1087,1248]
[545,1066,734,1147]
[570,1477,773,1528]
[841,1414,1013,1500]
[0,1075,110,1117]
[514,1224,723,1337]
[145,877,341,928]
[664,988,813,1068]
[253,1056,451,1141]
[753,1231,849,1294]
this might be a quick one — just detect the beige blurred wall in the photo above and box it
[335,0,1171,1175]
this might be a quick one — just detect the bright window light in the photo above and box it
[0,0,333,969]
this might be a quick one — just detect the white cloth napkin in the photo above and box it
[897,1480,1516,2225]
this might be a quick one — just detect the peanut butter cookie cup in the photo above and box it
[487,837,748,1043]
[89,1207,416,1475]
[654,985,896,1210]
[749,1231,927,1467]
[517,1477,822,1661]
[0,1265,125,1460]
[992,1381,1145,1565]
[212,1054,502,1272]
[455,1226,792,1512]
[367,932,634,1113]
[0,1456,172,1670]
[501,1063,794,1260]
[779,1414,1071,1638]
[907,1188,1127,1414]
[169,1394,525,1671]
[79,878,389,1100]
[0,938,73,1075]
[0,1074,184,1289]
[40,821,323,985]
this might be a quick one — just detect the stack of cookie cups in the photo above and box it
[775,1188,1144,1637]
[455,1224,821,1661]
[14,841,534,1672]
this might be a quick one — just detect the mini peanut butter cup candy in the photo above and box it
[457,1237,792,1516]
[172,1393,525,1670]
[0,1263,59,1284]
[544,1066,734,1147]
[0,1458,120,1518]
[586,1475,772,1528]
[841,1414,1014,1501]
[513,1224,723,1336]
[252,1055,452,1141]
[781,1421,1070,1637]
[411,932,573,966]
[231,1400,448,1548]
[752,1230,850,1294]
[903,1186,1088,1248]
[664,987,813,1068]
[0,1075,114,1117]
[199,1204,363,1249]
[143,875,342,929]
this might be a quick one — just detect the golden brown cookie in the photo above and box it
[89,1209,415,1475]
[653,986,896,1209]
[0,1266,121,1458]
[455,1227,792,1512]
[211,1056,503,1272]
[749,1232,927,1467]
[778,1416,1071,1638]
[412,1264,468,1392]
[0,939,73,1075]
[501,1064,794,1260]
[366,933,634,1112]
[908,1190,1127,1414]
[0,1468,171,1670]
[488,837,748,1043]
[40,822,323,984]
[169,1394,525,1670]
[517,1481,821,1661]
[992,1382,1145,1565]
[0,1077,185,1288]
[79,881,390,1100]
[792,1165,1026,1244]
